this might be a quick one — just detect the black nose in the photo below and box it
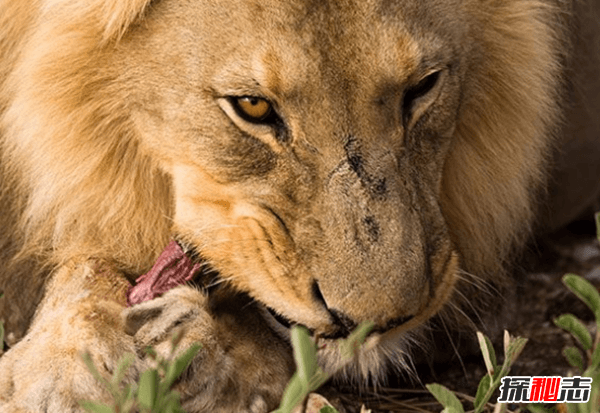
[326,308,358,339]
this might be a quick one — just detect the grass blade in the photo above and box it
[276,373,307,413]
[162,343,201,390]
[137,369,158,410]
[291,325,318,386]
[110,354,134,388]
[79,401,115,413]
[339,321,374,360]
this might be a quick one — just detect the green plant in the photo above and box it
[80,333,201,413]
[275,321,374,413]
[549,273,600,413]
[537,212,600,413]
[427,330,528,413]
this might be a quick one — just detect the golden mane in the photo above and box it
[442,1,562,276]
[1,0,170,274]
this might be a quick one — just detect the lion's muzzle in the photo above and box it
[293,140,455,338]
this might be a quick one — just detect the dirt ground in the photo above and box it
[325,219,600,413]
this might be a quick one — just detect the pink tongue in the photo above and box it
[127,240,203,306]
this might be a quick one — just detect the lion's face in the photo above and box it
[121,0,464,345]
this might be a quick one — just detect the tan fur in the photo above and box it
[0,0,598,411]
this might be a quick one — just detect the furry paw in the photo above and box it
[124,285,295,413]
[0,263,139,412]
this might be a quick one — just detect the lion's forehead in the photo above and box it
[198,0,432,95]
[140,0,466,111]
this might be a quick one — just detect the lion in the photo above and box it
[0,0,599,411]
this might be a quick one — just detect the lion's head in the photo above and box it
[1,0,562,376]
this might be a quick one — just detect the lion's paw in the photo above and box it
[0,264,139,412]
[124,285,295,413]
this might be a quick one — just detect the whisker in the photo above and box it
[447,288,484,328]
[439,315,468,377]
[456,269,497,296]
[205,275,237,289]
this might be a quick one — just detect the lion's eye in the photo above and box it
[231,96,274,123]
[402,70,441,121]
[405,71,440,104]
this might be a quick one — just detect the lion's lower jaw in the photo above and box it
[259,300,418,383]
[316,329,419,385]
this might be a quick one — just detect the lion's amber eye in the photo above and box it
[232,96,273,123]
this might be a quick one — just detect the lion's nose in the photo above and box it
[312,281,415,339]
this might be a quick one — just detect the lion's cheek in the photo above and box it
[170,165,335,329]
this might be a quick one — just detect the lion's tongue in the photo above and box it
[127,240,203,306]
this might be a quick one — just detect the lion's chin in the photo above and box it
[257,302,417,383]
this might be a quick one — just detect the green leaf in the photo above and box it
[116,383,134,409]
[554,314,593,350]
[474,374,492,411]
[110,354,134,388]
[320,407,339,413]
[291,325,318,386]
[590,344,600,370]
[308,368,330,393]
[275,373,308,413]
[157,391,183,413]
[137,369,159,409]
[562,346,585,371]
[563,274,600,317]
[170,329,185,351]
[338,321,375,360]
[144,346,158,360]
[503,335,528,369]
[477,332,497,376]
[120,390,136,413]
[426,383,465,413]
[162,343,201,390]
[581,369,600,413]
[277,323,373,413]
[79,401,115,413]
